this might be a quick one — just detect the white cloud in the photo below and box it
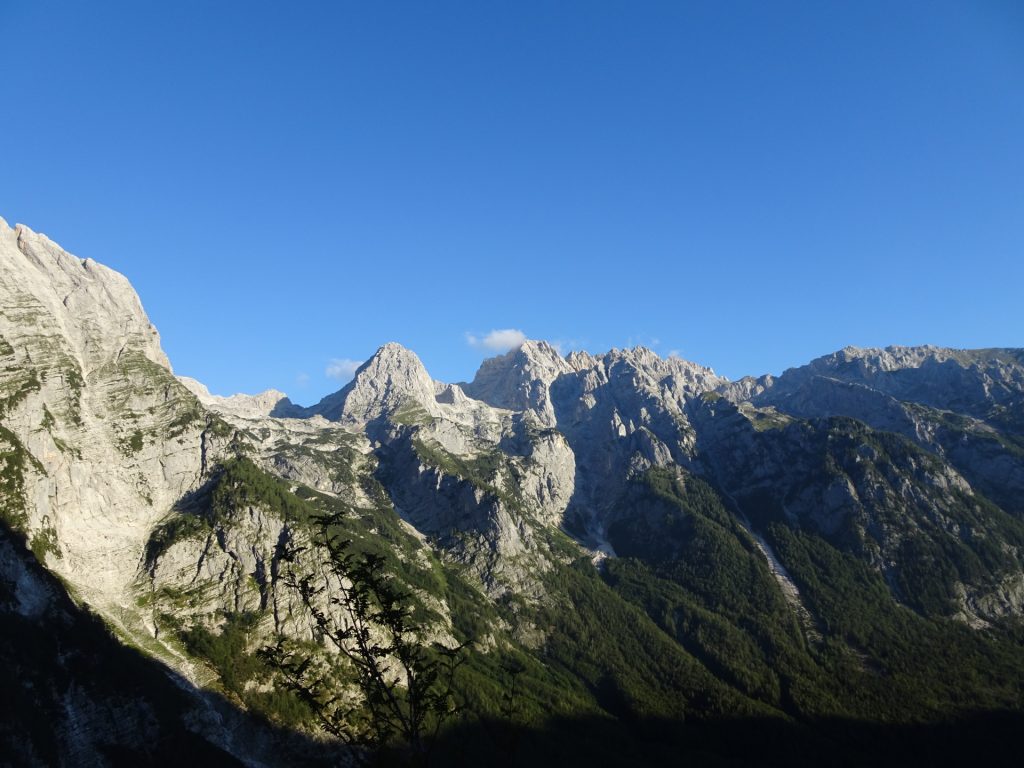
[325,358,363,381]
[295,372,310,387]
[465,328,527,353]
[667,349,683,359]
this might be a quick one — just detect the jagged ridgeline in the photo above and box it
[2,216,1024,767]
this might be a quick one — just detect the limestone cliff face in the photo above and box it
[1,218,169,371]
[0,218,215,617]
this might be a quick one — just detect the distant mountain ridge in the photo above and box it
[3,216,1024,766]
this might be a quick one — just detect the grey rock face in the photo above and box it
[791,345,1024,415]
[462,340,574,427]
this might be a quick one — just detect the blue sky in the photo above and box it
[2,1,1022,404]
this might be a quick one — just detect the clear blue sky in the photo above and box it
[2,1,1022,404]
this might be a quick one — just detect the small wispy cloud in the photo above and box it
[465,328,527,353]
[325,358,363,381]
[667,349,683,359]
[626,334,662,349]
[550,338,586,355]
[295,372,310,387]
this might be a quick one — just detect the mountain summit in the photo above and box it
[462,340,574,425]
[309,341,439,424]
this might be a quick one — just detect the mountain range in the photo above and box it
[2,216,1024,766]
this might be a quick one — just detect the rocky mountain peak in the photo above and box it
[476,339,573,381]
[355,342,434,387]
[312,341,438,424]
[461,339,574,424]
[800,345,1024,390]
[600,347,727,395]
[516,338,568,364]
[605,345,660,366]
[821,345,940,372]
[6,215,1024,766]
[566,349,599,370]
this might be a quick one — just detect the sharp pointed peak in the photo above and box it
[378,340,413,352]
[370,340,417,357]
[474,338,573,375]
[478,338,562,361]
[604,345,663,366]
[313,341,437,424]
[518,338,561,353]
[354,341,429,377]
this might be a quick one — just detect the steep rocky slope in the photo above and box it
[719,345,1024,514]
[3,217,1024,766]
[0,218,220,629]
[715,345,1024,621]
